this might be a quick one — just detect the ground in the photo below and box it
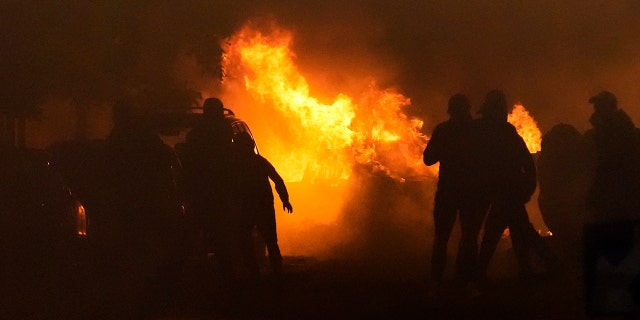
[4,236,600,319]
[156,240,589,320]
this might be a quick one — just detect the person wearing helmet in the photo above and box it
[423,93,487,294]
[231,131,293,279]
[474,90,559,284]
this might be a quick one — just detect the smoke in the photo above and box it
[6,1,640,266]
[246,0,640,134]
[6,1,640,141]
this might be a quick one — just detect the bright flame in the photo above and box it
[508,104,542,153]
[222,22,430,184]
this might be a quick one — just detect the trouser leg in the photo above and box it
[256,207,282,275]
[431,190,457,283]
[477,203,508,279]
[456,200,489,282]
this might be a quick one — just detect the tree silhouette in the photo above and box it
[0,1,250,145]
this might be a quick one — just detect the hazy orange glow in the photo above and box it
[508,104,542,153]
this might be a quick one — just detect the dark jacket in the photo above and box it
[584,109,640,221]
[423,115,479,193]
[474,117,537,204]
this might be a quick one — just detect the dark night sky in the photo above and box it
[3,1,640,137]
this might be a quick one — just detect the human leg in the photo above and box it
[510,204,559,277]
[477,202,508,280]
[456,198,490,283]
[431,189,458,283]
[256,206,282,276]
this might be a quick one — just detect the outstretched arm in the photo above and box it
[262,156,293,213]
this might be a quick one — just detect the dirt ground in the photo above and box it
[156,240,591,320]
[4,234,608,320]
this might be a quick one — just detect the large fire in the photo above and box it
[217,21,543,256]
[221,22,430,185]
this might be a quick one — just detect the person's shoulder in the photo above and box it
[431,120,449,132]
[504,121,517,131]
[257,154,271,164]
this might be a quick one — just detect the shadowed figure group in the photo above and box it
[178,97,293,287]
[535,91,640,315]
[424,90,559,295]
[423,94,487,289]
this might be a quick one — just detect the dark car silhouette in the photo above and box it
[1,147,87,317]
[1,147,87,257]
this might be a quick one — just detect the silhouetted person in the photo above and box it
[583,91,640,223]
[98,101,185,318]
[423,93,488,292]
[475,90,558,282]
[181,97,235,277]
[537,123,590,268]
[582,91,640,315]
[231,132,293,279]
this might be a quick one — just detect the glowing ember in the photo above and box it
[508,104,542,153]
[222,22,430,184]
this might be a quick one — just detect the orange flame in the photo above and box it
[508,104,542,153]
[222,22,430,184]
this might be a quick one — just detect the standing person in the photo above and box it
[475,90,558,283]
[97,101,186,318]
[423,94,488,293]
[582,91,640,315]
[231,131,293,280]
[583,90,640,224]
[537,123,590,270]
[180,97,235,277]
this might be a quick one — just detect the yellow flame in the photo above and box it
[223,22,430,183]
[508,104,542,153]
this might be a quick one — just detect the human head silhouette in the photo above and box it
[202,97,224,120]
[588,91,617,116]
[234,131,255,154]
[447,93,471,118]
[478,89,509,121]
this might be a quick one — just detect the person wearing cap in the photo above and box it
[474,90,559,284]
[583,91,640,223]
[582,91,640,314]
[423,93,487,293]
